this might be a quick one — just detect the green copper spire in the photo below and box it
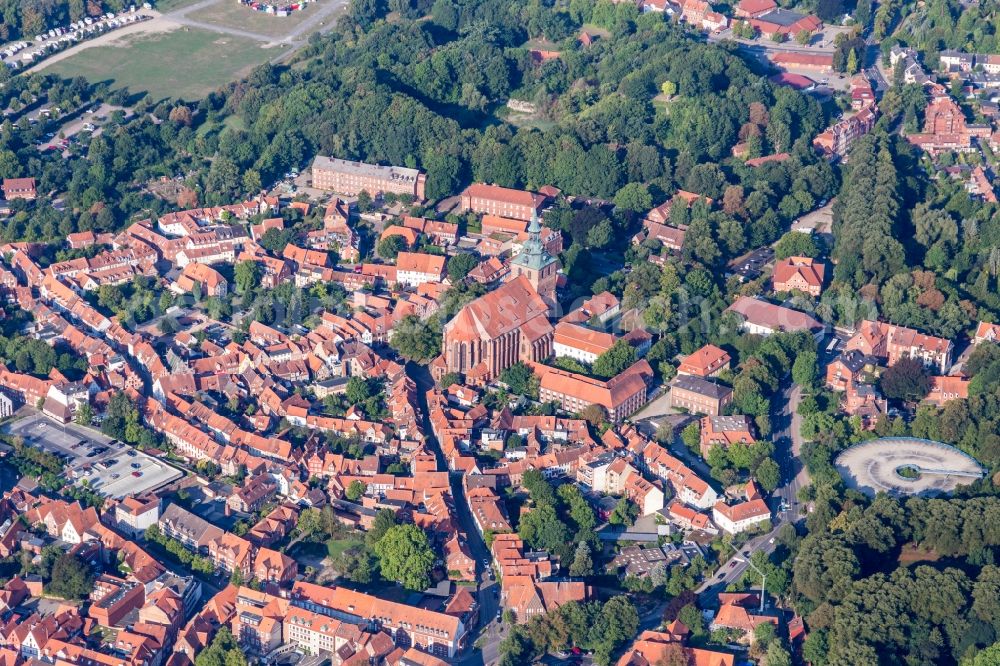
[512,210,554,271]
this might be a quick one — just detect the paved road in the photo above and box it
[696,381,809,602]
[406,361,502,666]
[708,31,835,55]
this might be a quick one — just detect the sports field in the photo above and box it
[44,27,278,100]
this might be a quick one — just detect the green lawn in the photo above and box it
[44,27,280,101]
[327,536,363,559]
[153,0,205,11]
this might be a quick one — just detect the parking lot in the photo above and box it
[5,413,182,498]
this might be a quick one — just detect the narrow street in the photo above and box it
[406,362,502,666]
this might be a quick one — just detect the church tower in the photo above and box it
[510,210,558,315]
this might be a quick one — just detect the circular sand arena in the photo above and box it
[835,437,986,497]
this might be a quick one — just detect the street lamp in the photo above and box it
[742,552,767,614]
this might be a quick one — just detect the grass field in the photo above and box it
[153,0,204,11]
[45,27,278,100]
[188,0,323,39]
[327,536,363,559]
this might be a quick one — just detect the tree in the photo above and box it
[366,509,397,548]
[390,315,439,362]
[373,524,436,591]
[880,357,931,401]
[439,372,462,388]
[609,498,638,526]
[447,253,478,281]
[234,260,260,295]
[168,105,193,126]
[795,29,812,45]
[195,627,245,666]
[594,596,639,659]
[333,544,377,584]
[774,231,820,260]
[346,376,374,404]
[971,643,1000,666]
[259,228,293,255]
[592,340,637,379]
[680,422,700,454]
[587,219,614,248]
[792,351,818,388]
[377,234,407,260]
[74,403,93,426]
[846,47,859,74]
[500,362,536,396]
[46,553,94,600]
[766,642,793,666]
[614,183,653,213]
[755,458,781,492]
[519,503,570,552]
[346,480,366,501]
[297,508,323,537]
[660,81,677,97]
[580,403,606,426]
[569,541,594,577]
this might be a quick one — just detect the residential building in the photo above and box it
[825,351,871,391]
[503,579,590,624]
[813,103,879,158]
[616,629,735,666]
[925,375,970,406]
[974,321,1000,344]
[158,504,224,553]
[459,184,548,222]
[114,496,161,538]
[699,415,755,458]
[2,178,36,201]
[712,498,770,534]
[668,375,733,416]
[845,320,953,373]
[725,297,825,340]
[711,595,778,641]
[552,322,616,364]
[772,256,825,297]
[174,262,228,298]
[395,252,446,288]
[906,94,992,154]
[677,344,731,378]
[253,548,297,585]
[291,581,466,658]
[735,0,776,18]
[536,360,653,423]
[311,156,426,200]
[89,575,144,627]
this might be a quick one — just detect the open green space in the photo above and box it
[188,0,323,39]
[326,535,364,559]
[153,0,204,11]
[43,27,278,101]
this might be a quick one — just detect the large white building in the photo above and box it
[114,496,161,538]
[552,322,615,364]
[712,499,770,534]
[395,252,446,288]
